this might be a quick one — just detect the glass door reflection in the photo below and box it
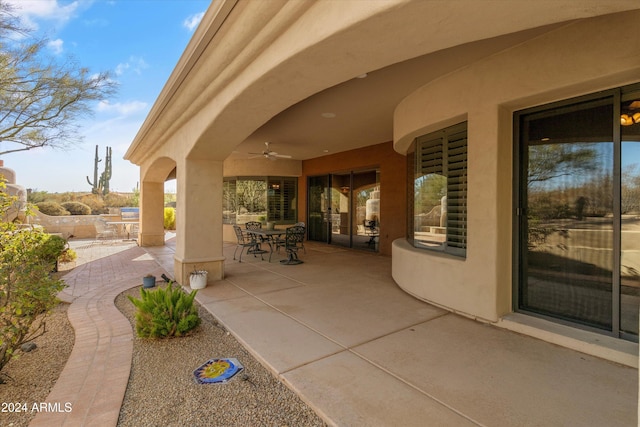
[620,92,640,336]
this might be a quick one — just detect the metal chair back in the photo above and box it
[281,225,305,265]
[285,225,305,248]
[245,221,262,231]
[233,225,261,262]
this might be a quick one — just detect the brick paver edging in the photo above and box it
[30,244,166,427]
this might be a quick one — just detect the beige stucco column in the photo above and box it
[174,157,225,286]
[138,180,165,246]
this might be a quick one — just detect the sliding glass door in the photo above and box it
[515,85,640,340]
[308,169,380,251]
[308,175,330,243]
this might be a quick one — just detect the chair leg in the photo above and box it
[280,248,303,265]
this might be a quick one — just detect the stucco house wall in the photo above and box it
[124,1,640,358]
[391,11,640,323]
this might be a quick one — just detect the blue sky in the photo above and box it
[2,0,210,193]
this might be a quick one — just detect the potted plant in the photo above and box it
[189,268,208,290]
[143,274,156,288]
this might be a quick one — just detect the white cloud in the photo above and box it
[115,62,129,76]
[7,0,81,31]
[47,38,64,54]
[183,11,204,32]
[96,100,148,116]
[115,56,148,76]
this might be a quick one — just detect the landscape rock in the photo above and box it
[21,342,37,352]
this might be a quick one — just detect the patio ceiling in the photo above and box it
[231,23,563,161]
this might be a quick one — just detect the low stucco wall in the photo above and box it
[29,211,117,239]
[392,238,498,321]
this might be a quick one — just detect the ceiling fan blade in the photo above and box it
[247,142,291,159]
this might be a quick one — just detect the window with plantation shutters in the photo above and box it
[267,177,297,222]
[223,176,297,225]
[445,128,468,254]
[409,122,467,257]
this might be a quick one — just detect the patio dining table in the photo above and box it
[247,229,285,262]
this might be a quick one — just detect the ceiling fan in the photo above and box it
[248,142,292,160]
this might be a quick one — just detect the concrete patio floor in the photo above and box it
[34,235,637,426]
[145,237,638,426]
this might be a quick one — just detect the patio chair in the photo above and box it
[245,221,268,253]
[274,223,307,255]
[280,225,306,265]
[233,225,261,262]
[129,223,140,240]
[94,219,118,241]
[293,222,306,253]
[363,219,379,246]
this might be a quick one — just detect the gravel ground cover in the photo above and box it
[116,285,326,427]
[0,303,74,427]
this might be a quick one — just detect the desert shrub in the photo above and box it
[27,189,49,204]
[61,201,92,215]
[35,201,69,216]
[0,181,65,374]
[58,247,77,264]
[104,192,136,208]
[127,282,200,338]
[36,235,67,267]
[164,207,176,230]
[79,194,106,214]
[34,235,76,271]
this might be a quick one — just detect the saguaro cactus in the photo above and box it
[86,145,112,195]
[100,146,112,195]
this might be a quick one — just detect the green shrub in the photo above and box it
[59,248,77,264]
[127,282,200,338]
[60,201,92,215]
[36,235,67,269]
[35,201,69,216]
[34,234,76,270]
[164,207,176,230]
[1,180,65,374]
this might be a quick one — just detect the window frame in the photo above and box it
[408,121,468,258]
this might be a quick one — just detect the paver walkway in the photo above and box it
[30,240,167,427]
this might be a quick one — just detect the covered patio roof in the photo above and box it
[124,0,639,166]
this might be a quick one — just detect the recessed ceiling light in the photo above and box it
[323,149,329,153]
[321,112,336,119]
[356,73,368,79]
